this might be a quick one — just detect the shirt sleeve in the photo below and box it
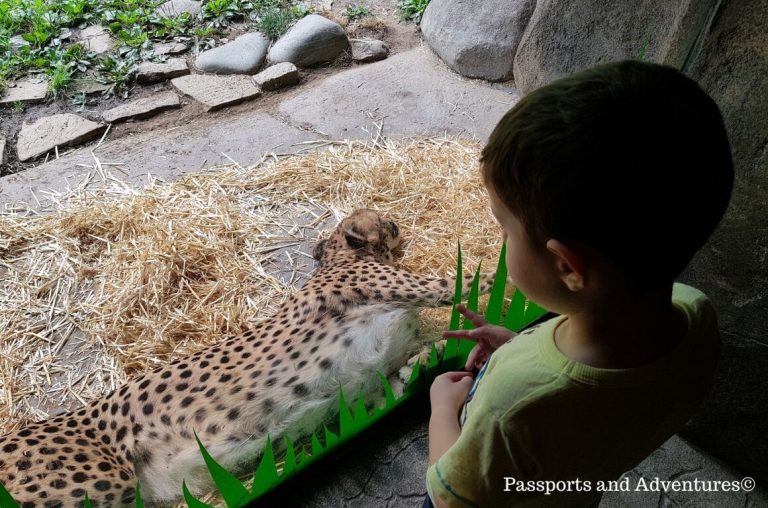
[426,410,540,508]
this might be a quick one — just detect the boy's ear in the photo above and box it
[546,239,585,292]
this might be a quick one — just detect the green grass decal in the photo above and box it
[0,244,548,507]
[485,242,508,326]
[0,482,20,508]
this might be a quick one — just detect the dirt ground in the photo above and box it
[0,0,422,176]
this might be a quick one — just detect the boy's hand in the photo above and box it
[442,304,517,370]
[430,371,474,415]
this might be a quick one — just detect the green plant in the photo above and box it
[152,12,193,39]
[255,7,295,39]
[47,61,75,97]
[344,4,370,20]
[202,0,244,28]
[12,100,26,112]
[397,0,430,23]
[96,55,136,98]
[0,0,308,100]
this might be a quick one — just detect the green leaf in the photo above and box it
[194,432,248,507]
[338,385,354,437]
[182,481,215,508]
[282,435,297,476]
[457,262,482,358]
[377,370,397,407]
[324,425,339,448]
[310,432,323,456]
[251,436,278,495]
[428,342,440,369]
[407,355,422,385]
[484,242,508,325]
[504,285,527,331]
[134,481,144,508]
[638,33,651,61]
[353,394,368,426]
[463,262,482,327]
[448,240,463,330]
[0,481,21,508]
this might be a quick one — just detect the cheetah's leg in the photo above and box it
[346,265,496,307]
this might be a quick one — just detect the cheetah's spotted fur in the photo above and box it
[0,209,493,507]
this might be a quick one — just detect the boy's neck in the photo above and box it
[553,284,687,369]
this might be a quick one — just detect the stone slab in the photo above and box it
[156,0,202,17]
[278,47,518,141]
[0,137,6,166]
[0,113,318,209]
[17,114,106,162]
[77,25,115,55]
[102,92,181,123]
[0,78,48,104]
[171,74,261,111]
[136,58,190,84]
[253,62,300,91]
[154,41,189,56]
[70,75,112,95]
[1,47,514,209]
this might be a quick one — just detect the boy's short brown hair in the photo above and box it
[481,60,733,290]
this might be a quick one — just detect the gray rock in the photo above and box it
[136,58,190,84]
[76,25,115,55]
[102,92,181,123]
[0,78,48,104]
[601,436,768,507]
[195,32,270,74]
[171,74,261,111]
[350,39,389,63]
[421,0,534,81]
[17,114,106,162]
[154,41,189,56]
[0,137,6,166]
[677,0,768,483]
[253,62,300,91]
[10,35,28,51]
[70,75,112,95]
[513,0,719,94]
[268,14,349,67]
[156,0,202,17]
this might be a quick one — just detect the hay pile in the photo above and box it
[0,137,501,436]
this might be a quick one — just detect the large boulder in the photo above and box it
[268,14,349,67]
[195,32,269,74]
[421,0,535,81]
[678,0,768,484]
[513,0,718,94]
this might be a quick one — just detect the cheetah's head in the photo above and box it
[313,209,402,267]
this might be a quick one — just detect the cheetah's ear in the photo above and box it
[313,239,328,260]
[344,232,367,250]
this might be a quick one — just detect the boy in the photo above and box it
[425,60,733,507]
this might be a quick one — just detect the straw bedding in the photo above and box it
[0,136,501,443]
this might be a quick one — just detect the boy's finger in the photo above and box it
[442,329,479,340]
[456,304,487,327]
[440,370,474,382]
[465,346,488,370]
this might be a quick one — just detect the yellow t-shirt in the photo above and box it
[426,283,720,508]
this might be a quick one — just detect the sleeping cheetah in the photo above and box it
[0,209,493,507]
